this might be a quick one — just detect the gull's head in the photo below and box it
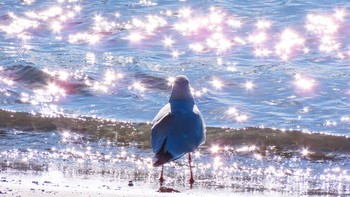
[174,75,189,87]
[170,75,194,101]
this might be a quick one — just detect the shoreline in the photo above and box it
[1,109,350,196]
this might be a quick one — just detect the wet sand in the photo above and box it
[0,172,287,197]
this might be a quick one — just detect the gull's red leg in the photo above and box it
[159,165,165,186]
[189,153,194,187]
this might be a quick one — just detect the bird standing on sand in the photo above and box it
[151,75,206,186]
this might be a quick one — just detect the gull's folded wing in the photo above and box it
[151,104,172,153]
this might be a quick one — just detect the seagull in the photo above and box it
[151,75,206,186]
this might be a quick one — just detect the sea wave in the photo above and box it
[3,64,90,95]
[1,109,349,156]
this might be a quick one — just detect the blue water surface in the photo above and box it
[0,0,349,135]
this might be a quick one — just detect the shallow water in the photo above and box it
[1,128,350,195]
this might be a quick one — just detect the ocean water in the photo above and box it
[1,0,350,195]
[0,0,349,135]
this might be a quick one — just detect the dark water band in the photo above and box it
[1,109,349,153]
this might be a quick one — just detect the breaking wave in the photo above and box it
[1,109,349,156]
